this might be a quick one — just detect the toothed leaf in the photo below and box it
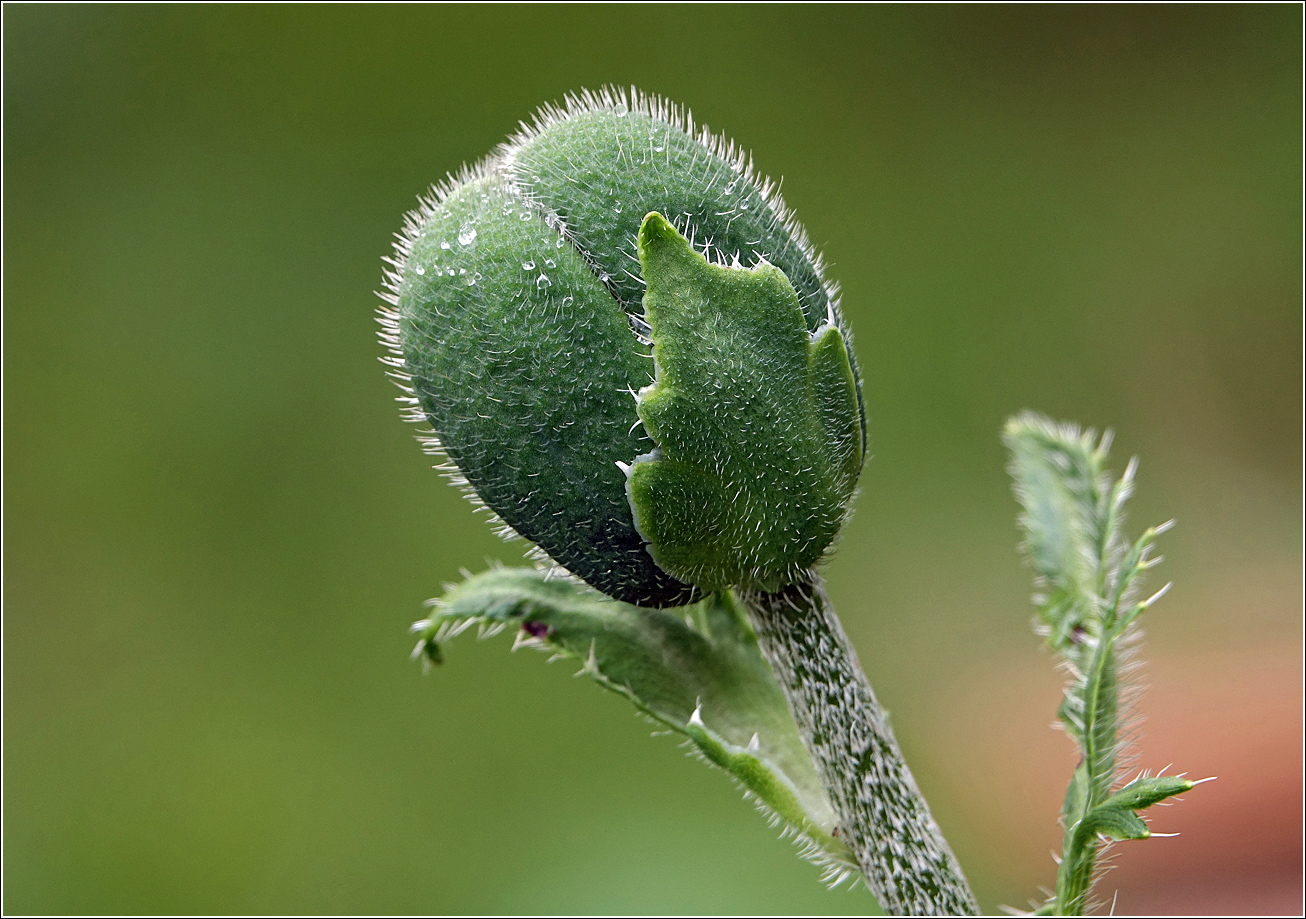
[1075,778,1193,846]
[1006,412,1193,915]
[414,566,854,870]
[627,214,863,593]
[1004,414,1117,655]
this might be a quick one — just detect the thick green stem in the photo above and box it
[742,576,979,916]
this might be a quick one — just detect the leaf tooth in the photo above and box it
[1142,582,1171,607]
[688,698,706,729]
[573,639,600,678]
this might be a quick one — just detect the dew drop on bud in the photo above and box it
[536,273,551,289]
[613,101,628,116]
[457,224,477,246]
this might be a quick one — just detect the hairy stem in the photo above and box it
[1053,627,1120,915]
[741,577,979,916]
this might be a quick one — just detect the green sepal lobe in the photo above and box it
[397,177,695,607]
[627,213,863,593]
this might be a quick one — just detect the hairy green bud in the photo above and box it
[379,88,865,605]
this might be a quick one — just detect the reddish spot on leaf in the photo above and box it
[522,620,550,638]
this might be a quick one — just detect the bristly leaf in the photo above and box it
[1004,412,1192,916]
[412,566,857,881]
[1101,774,1195,812]
[627,213,863,594]
[1067,774,1197,859]
[1004,414,1118,656]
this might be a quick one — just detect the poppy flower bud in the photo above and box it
[379,88,864,606]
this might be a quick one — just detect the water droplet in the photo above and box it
[522,260,535,271]
[614,102,628,116]
[536,273,551,289]
[561,296,574,308]
[654,145,664,153]
[447,268,455,276]
[458,224,477,246]
[439,240,451,250]
[519,211,531,221]
[724,181,737,194]
[740,202,750,211]
[414,265,425,275]
[466,271,481,287]
[458,268,466,275]
[613,204,622,214]
[544,258,556,269]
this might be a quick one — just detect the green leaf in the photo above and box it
[626,213,863,593]
[1003,413,1117,655]
[413,566,856,875]
[1005,413,1192,915]
[1060,761,1090,831]
[1101,775,1195,811]
[1075,776,1194,844]
[1082,805,1149,841]
[1078,634,1120,805]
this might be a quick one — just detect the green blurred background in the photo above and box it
[5,5,1301,914]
